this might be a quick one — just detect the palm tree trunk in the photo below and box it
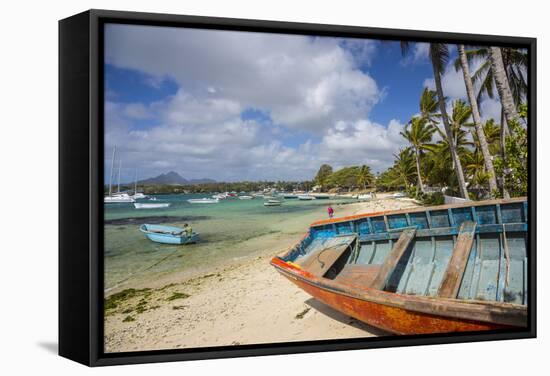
[489,47,520,126]
[431,57,469,198]
[500,109,511,199]
[458,45,498,196]
[414,148,425,194]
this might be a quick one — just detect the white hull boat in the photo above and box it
[311,193,330,199]
[282,194,298,199]
[298,195,316,200]
[188,198,219,204]
[264,199,282,206]
[104,193,135,204]
[132,192,148,200]
[134,203,171,209]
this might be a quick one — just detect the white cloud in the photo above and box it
[104,24,406,182]
[479,97,501,122]
[319,119,407,172]
[412,43,430,63]
[423,67,466,100]
[123,103,152,120]
[401,42,430,66]
[105,24,380,133]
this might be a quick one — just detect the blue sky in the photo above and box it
[104,24,501,183]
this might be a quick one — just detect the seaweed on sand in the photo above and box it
[167,292,191,301]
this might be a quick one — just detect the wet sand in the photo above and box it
[104,195,420,353]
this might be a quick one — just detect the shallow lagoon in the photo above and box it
[104,194,355,291]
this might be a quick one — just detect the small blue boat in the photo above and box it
[139,224,200,245]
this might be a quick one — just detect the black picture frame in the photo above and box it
[59,9,537,367]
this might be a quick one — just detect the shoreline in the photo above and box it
[104,197,420,352]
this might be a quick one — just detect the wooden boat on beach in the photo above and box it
[140,224,199,244]
[270,198,528,335]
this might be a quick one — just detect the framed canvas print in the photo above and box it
[59,9,536,366]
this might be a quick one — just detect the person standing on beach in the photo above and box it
[327,205,334,218]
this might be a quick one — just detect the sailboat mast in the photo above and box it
[134,169,138,195]
[117,159,122,193]
[108,146,116,196]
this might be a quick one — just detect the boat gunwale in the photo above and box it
[270,256,527,328]
[309,196,527,228]
[277,198,528,262]
[139,224,199,238]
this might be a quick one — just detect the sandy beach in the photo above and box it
[104,195,420,353]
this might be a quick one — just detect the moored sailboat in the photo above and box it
[104,146,135,204]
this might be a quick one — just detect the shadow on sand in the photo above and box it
[304,298,391,337]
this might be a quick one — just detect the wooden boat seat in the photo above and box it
[296,235,356,277]
[335,264,382,288]
[370,228,416,290]
[438,221,477,298]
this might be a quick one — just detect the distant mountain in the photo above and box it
[138,171,216,185]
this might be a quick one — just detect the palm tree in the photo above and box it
[449,99,474,139]
[464,150,490,198]
[489,47,521,127]
[400,42,469,197]
[429,43,469,198]
[377,148,416,191]
[401,116,436,194]
[437,104,474,161]
[426,125,471,192]
[357,165,374,190]
[393,148,417,188]
[419,87,440,125]
[457,44,498,195]
[454,47,527,112]
[480,119,502,155]
[489,47,522,199]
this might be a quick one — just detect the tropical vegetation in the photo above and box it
[379,44,528,201]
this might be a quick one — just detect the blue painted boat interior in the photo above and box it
[140,224,199,245]
[142,224,184,233]
[283,200,528,305]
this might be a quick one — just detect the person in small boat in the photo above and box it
[183,223,193,237]
[327,205,334,218]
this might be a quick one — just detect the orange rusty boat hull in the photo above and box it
[271,257,518,335]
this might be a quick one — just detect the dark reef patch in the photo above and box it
[105,216,211,226]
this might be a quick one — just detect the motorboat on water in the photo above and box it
[134,202,170,209]
[298,195,316,201]
[132,192,148,200]
[140,224,199,245]
[239,195,253,200]
[311,193,330,199]
[188,198,219,204]
[282,194,298,199]
[264,199,282,207]
[104,192,135,203]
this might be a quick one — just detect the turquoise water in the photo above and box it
[104,194,355,291]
